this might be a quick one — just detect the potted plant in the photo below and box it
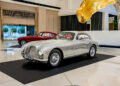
[11,28,17,33]
[18,28,26,37]
[11,28,17,39]
[3,28,8,33]
[18,28,25,34]
[3,27,9,39]
[114,19,118,30]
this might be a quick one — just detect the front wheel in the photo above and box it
[88,45,96,58]
[48,49,62,67]
[20,40,27,46]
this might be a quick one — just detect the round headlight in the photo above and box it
[39,50,43,56]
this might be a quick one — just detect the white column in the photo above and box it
[118,12,120,30]
[102,12,109,31]
[68,0,73,9]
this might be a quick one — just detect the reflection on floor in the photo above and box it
[0,40,120,86]
[3,41,20,48]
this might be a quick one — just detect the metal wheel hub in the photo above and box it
[50,53,60,66]
[90,47,95,57]
[21,40,26,45]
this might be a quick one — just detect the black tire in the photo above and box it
[87,45,96,58]
[20,40,27,46]
[47,49,62,68]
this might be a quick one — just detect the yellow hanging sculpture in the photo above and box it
[77,0,116,23]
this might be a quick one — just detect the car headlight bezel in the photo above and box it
[39,50,43,56]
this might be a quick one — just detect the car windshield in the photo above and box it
[38,33,54,37]
[56,32,75,40]
[38,33,43,37]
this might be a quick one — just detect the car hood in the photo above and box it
[22,39,72,49]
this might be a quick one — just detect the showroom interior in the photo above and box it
[0,0,120,86]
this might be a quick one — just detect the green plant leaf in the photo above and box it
[3,28,8,32]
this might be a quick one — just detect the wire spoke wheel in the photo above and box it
[48,49,62,67]
[50,53,60,66]
[90,47,96,57]
[88,45,96,58]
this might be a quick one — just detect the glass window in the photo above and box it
[42,33,50,37]
[38,33,54,37]
[77,34,90,40]
[109,15,118,30]
[49,33,54,37]
[38,33,43,37]
[57,32,75,40]
[3,25,27,40]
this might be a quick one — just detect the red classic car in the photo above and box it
[18,31,57,46]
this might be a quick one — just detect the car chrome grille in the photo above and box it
[30,46,37,57]
[26,46,38,58]
[26,47,30,54]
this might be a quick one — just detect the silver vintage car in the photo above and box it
[21,31,98,67]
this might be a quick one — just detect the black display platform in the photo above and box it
[0,54,115,84]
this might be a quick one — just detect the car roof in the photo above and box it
[62,31,91,37]
[40,31,56,34]
[62,31,85,34]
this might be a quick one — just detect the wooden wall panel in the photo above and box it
[53,11,60,33]
[54,15,58,33]
[3,16,35,25]
[0,7,2,39]
[0,1,36,25]
[0,1,36,12]
[46,10,60,33]
[37,7,47,32]
[0,1,60,37]
[0,1,36,28]
[46,10,54,32]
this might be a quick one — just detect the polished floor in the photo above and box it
[0,41,120,86]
